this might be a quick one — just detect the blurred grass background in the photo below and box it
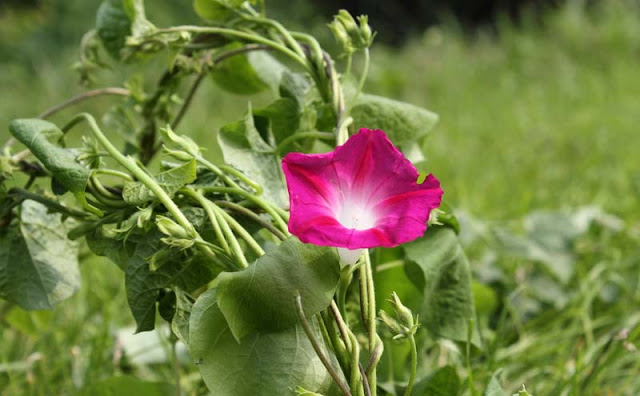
[1,0,639,394]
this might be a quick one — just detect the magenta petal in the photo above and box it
[282,129,443,249]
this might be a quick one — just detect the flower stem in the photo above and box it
[181,188,231,255]
[69,113,225,270]
[215,205,265,257]
[348,48,369,113]
[92,168,134,181]
[214,200,286,241]
[404,335,418,396]
[152,26,308,69]
[338,267,353,317]
[200,186,288,233]
[362,249,380,395]
[295,294,352,396]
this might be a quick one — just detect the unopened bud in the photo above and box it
[162,146,194,161]
[328,19,353,54]
[336,10,359,37]
[161,126,200,157]
[136,207,153,228]
[357,15,373,46]
[389,292,414,329]
[160,237,195,250]
[379,309,407,337]
[156,216,190,239]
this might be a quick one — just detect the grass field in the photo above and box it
[1,1,639,395]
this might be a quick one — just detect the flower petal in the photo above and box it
[282,129,443,250]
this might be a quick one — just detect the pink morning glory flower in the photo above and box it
[282,128,443,262]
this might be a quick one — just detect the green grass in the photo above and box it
[1,0,640,395]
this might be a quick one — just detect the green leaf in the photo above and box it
[189,288,334,396]
[122,160,197,205]
[254,98,301,143]
[218,107,288,207]
[210,44,269,94]
[125,230,218,332]
[122,0,155,38]
[413,365,461,396]
[96,0,154,60]
[96,0,132,59]
[210,45,286,95]
[351,93,438,148]
[374,258,422,317]
[484,369,506,396]
[194,0,259,22]
[74,375,173,396]
[0,200,80,310]
[217,237,340,340]
[171,288,193,344]
[403,226,481,346]
[9,119,90,194]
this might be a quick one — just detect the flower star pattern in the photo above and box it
[282,128,443,261]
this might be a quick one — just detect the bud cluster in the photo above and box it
[328,10,375,55]
[378,292,419,340]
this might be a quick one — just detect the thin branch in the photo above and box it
[359,363,372,396]
[8,188,93,219]
[38,88,130,119]
[2,87,130,153]
[170,72,207,131]
[214,200,286,240]
[295,294,351,396]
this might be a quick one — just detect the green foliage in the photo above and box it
[189,288,334,396]
[218,106,288,207]
[484,369,506,396]
[96,0,154,60]
[122,160,197,205]
[0,200,80,310]
[216,237,340,340]
[125,230,218,332]
[3,0,640,395]
[96,0,132,59]
[209,44,275,94]
[351,93,438,151]
[9,119,90,194]
[403,226,480,346]
[194,0,260,22]
[413,365,461,396]
[75,375,174,396]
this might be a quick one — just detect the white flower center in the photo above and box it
[335,198,377,230]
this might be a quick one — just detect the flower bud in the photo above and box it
[357,15,374,47]
[136,206,153,228]
[336,10,359,38]
[328,19,353,54]
[162,146,194,162]
[161,126,200,157]
[160,237,195,250]
[156,215,190,239]
[379,309,407,337]
[389,292,414,329]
